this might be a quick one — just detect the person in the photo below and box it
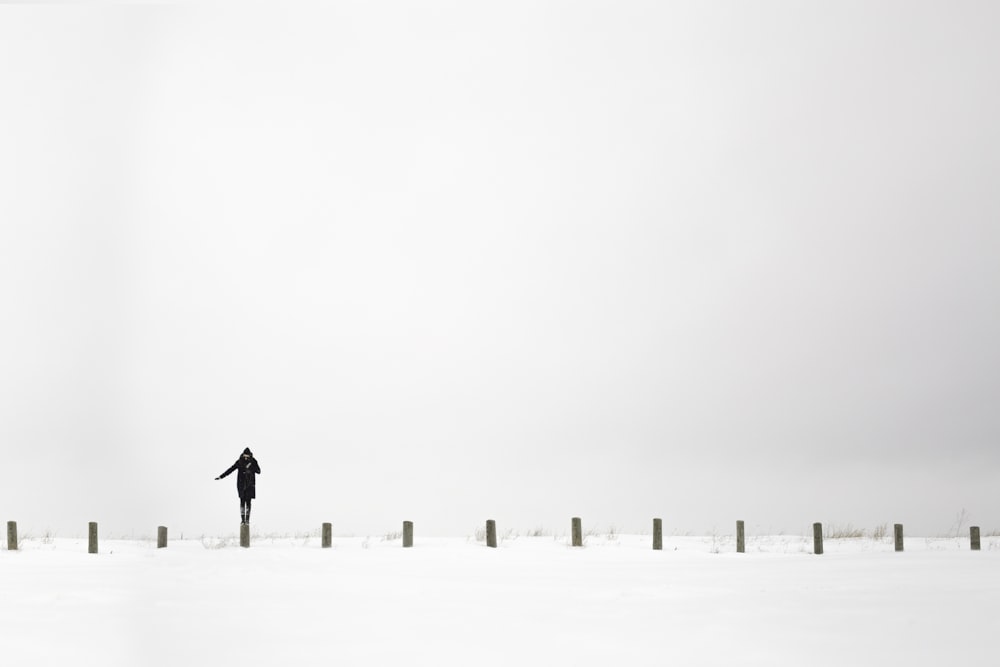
[216,447,261,526]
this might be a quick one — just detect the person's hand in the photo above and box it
[214,477,220,480]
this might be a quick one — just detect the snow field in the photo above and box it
[1,534,997,666]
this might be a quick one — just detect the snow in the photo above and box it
[1,533,997,666]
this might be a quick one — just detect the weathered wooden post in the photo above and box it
[894,524,904,552]
[88,522,99,554]
[652,518,663,550]
[486,519,497,548]
[240,523,250,548]
[571,517,583,547]
[402,521,413,548]
[322,523,332,548]
[6,521,16,551]
[970,526,981,551]
[813,522,823,555]
[736,520,745,554]
[157,526,168,549]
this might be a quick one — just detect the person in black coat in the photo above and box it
[216,447,261,525]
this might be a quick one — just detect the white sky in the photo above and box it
[1,1,998,538]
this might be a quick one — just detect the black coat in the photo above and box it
[219,455,261,499]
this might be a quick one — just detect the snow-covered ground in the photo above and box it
[1,533,996,666]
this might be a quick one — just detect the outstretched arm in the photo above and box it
[216,461,239,480]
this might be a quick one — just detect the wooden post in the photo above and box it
[736,520,745,554]
[322,523,332,548]
[894,524,904,552]
[652,518,662,551]
[571,517,583,547]
[486,520,497,548]
[157,526,168,549]
[240,523,249,548]
[402,521,413,548]
[970,526,981,551]
[88,522,98,554]
[6,521,16,551]
[813,522,823,555]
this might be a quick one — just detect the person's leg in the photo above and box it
[244,497,252,525]
[240,500,246,525]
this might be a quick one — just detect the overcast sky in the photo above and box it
[1,1,998,539]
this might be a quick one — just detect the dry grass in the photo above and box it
[824,523,894,540]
